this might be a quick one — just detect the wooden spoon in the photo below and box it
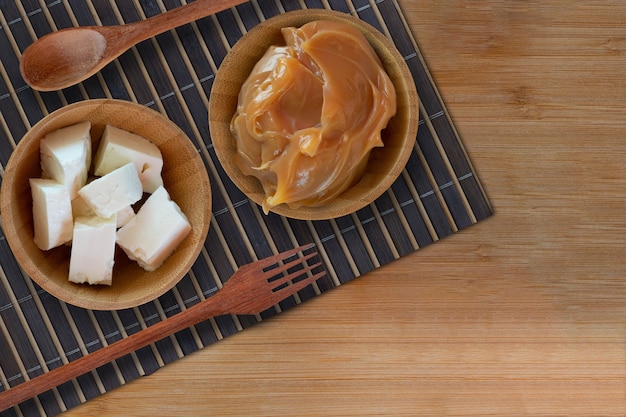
[19,0,246,91]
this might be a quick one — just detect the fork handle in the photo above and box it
[0,297,226,411]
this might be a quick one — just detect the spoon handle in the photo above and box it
[121,0,248,44]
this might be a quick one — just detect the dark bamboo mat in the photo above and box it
[0,0,492,415]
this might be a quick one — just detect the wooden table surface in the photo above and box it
[61,1,626,415]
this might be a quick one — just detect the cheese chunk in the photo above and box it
[71,194,95,218]
[78,162,142,218]
[40,121,91,199]
[93,125,163,193]
[69,215,117,285]
[116,205,135,228]
[72,195,135,228]
[30,178,73,250]
[116,186,191,272]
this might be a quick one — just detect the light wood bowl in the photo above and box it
[209,9,418,220]
[0,99,211,310]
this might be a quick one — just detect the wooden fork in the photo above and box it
[0,244,325,411]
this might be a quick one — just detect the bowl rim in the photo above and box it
[0,98,212,310]
[209,9,419,220]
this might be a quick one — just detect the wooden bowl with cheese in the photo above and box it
[0,99,211,310]
[209,9,418,220]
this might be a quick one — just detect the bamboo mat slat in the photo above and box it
[0,0,492,415]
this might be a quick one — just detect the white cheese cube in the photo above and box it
[78,162,143,218]
[71,194,96,218]
[116,205,135,228]
[40,121,91,199]
[94,125,163,193]
[116,186,191,272]
[30,178,73,250]
[69,215,117,285]
[73,192,134,228]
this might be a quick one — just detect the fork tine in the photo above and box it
[254,243,316,270]
[272,270,327,299]
[265,251,319,278]
[269,261,323,290]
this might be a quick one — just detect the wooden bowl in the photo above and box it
[0,99,211,310]
[209,9,418,220]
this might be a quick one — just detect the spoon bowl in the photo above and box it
[20,28,107,91]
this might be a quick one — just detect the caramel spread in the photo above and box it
[231,20,396,213]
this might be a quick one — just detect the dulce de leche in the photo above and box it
[231,20,397,213]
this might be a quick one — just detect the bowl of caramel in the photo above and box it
[0,99,211,310]
[209,9,418,220]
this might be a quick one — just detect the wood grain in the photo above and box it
[60,1,626,415]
